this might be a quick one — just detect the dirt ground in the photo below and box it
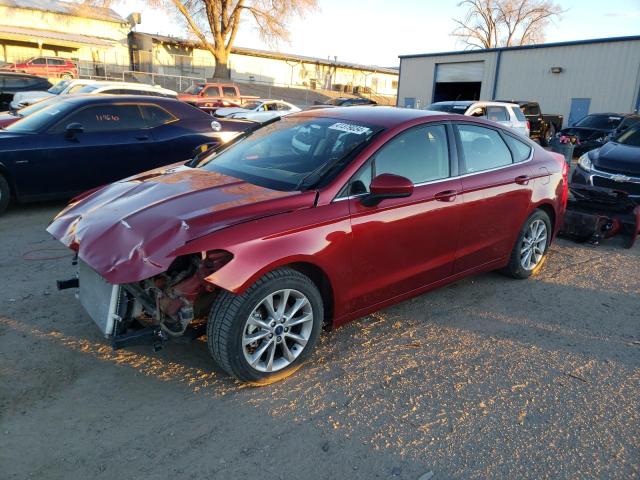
[1,202,639,480]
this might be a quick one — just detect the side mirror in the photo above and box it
[361,173,414,207]
[65,122,84,139]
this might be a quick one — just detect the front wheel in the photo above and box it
[502,209,552,279]
[207,268,323,384]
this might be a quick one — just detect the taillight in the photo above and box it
[561,160,569,209]
[526,120,531,131]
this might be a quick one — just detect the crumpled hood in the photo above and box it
[47,165,316,284]
[592,142,640,176]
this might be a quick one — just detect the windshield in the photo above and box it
[48,80,70,95]
[198,117,382,191]
[574,114,622,130]
[184,84,204,95]
[241,100,262,110]
[5,101,73,133]
[616,124,640,147]
[427,103,470,113]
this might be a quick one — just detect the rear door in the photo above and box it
[29,58,48,77]
[453,123,535,273]
[345,122,463,312]
[22,103,153,196]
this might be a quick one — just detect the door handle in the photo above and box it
[434,190,457,202]
[515,175,530,185]
[135,135,150,141]
[15,160,29,165]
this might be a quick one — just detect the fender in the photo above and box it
[171,199,355,318]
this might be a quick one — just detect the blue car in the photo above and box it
[0,95,250,213]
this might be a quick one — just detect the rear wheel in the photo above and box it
[502,209,552,279]
[207,268,323,384]
[0,174,11,215]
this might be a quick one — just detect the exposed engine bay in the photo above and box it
[64,251,232,350]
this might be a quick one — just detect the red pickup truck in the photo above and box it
[178,83,258,109]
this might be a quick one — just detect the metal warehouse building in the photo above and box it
[397,35,640,126]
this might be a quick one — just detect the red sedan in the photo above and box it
[48,107,568,384]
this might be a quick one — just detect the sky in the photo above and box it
[113,0,640,67]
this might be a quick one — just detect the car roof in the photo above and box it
[0,71,45,79]
[293,106,449,128]
[430,101,475,107]
[60,94,181,106]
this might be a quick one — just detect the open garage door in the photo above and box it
[433,61,484,102]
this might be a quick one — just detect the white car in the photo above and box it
[215,99,301,121]
[10,78,96,110]
[427,100,530,138]
[73,81,177,98]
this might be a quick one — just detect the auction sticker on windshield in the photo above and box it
[328,123,371,135]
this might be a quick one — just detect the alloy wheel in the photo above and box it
[242,289,314,373]
[520,219,547,270]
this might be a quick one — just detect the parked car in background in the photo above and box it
[0,72,52,110]
[178,83,257,109]
[496,100,563,146]
[0,95,251,214]
[47,106,568,384]
[0,94,64,128]
[10,78,95,110]
[74,81,177,98]
[324,97,377,107]
[571,122,640,198]
[427,100,530,137]
[215,99,301,121]
[1,57,78,79]
[558,113,640,156]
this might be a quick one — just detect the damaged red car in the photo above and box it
[48,107,568,384]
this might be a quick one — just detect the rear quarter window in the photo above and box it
[503,134,532,162]
[511,106,526,122]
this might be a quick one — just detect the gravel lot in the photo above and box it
[1,202,639,480]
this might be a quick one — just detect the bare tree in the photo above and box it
[87,0,318,79]
[452,0,564,49]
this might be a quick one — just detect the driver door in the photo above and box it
[20,104,153,197]
[344,123,464,313]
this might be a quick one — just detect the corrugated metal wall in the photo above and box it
[398,39,640,126]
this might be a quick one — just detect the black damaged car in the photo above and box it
[558,113,640,156]
[571,122,640,198]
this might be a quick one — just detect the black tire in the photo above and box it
[207,268,323,385]
[542,124,556,147]
[0,174,11,215]
[502,209,552,279]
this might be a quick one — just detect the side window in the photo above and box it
[345,124,450,197]
[503,134,532,162]
[31,58,46,65]
[222,86,237,97]
[265,103,279,111]
[203,87,219,97]
[510,106,526,122]
[486,106,508,122]
[524,104,540,116]
[469,107,486,118]
[457,124,513,173]
[51,105,146,133]
[4,77,28,88]
[140,104,177,127]
[277,103,291,111]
